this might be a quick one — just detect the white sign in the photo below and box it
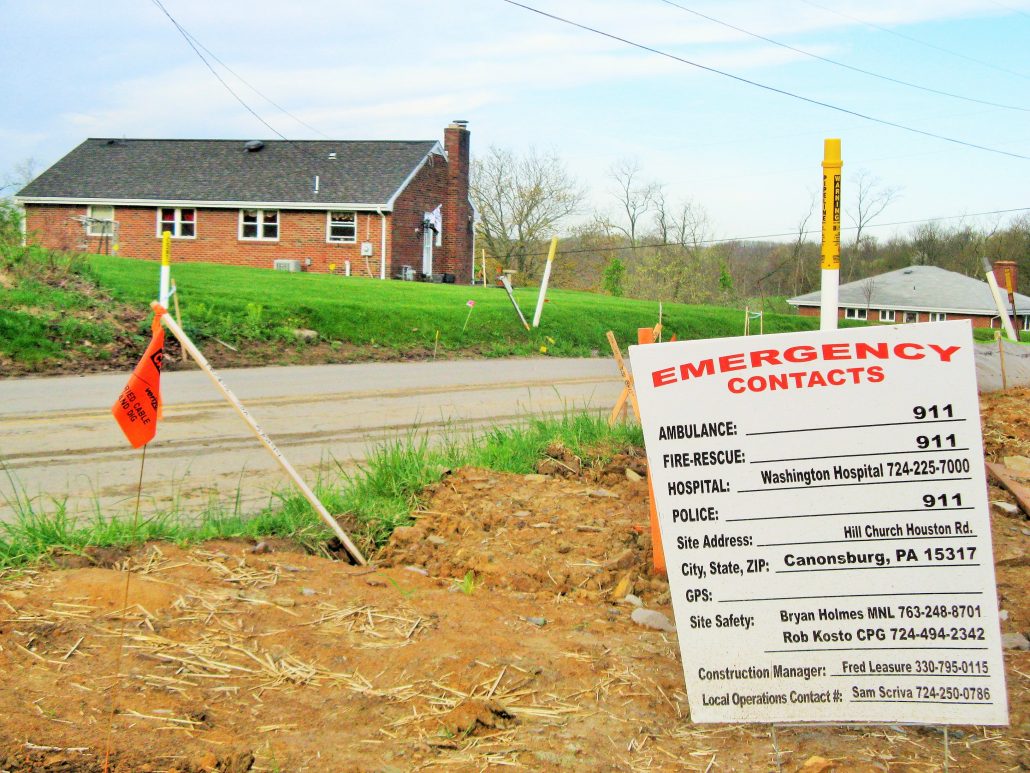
[629,322,1008,725]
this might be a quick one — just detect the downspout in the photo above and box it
[377,207,387,279]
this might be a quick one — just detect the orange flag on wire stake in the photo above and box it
[112,309,165,448]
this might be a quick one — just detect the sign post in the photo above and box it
[630,322,1007,725]
[820,139,842,331]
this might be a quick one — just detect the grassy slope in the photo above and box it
[88,253,818,357]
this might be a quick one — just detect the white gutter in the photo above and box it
[15,195,392,212]
[377,208,387,280]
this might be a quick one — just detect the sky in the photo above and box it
[2,0,1028,246]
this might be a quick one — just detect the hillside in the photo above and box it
[0,249,819,376]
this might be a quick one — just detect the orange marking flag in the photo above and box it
[112,310,165,448]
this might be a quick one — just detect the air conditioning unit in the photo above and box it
[273,259,301,272]
[360,242,374,257]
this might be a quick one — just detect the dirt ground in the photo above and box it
[0,391,1027,771]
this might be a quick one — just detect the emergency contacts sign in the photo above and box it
[629,322,1008,725]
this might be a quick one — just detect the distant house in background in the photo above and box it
[787,264,1030,331]
[15,121,474,283]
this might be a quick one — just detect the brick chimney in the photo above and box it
[993,260,1018,294]
[443,120,473,283]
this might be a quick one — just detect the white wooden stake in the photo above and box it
[983,258,1018,341]
[532,237,558,328]
[153,302,367,565]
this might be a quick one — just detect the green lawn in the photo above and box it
[87,253,818,358]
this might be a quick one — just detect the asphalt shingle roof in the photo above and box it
[16,138,440,208]
[788,264,1030,315]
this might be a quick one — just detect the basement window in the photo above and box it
[327,211,357,243]
[240,209,279,241]
[158,208,196,238]
[904,311,919,323]
[878,309,895,322]
[844,308,867,320]
[87,205,114,236]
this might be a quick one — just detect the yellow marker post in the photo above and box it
[532,237,559,328]
[159,230,172,309]
[820,139,842,330]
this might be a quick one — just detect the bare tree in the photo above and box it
[846,169,901,252]
[788,198,816,297]
[603,158,657,247]
[1,157,39,195]
[470,146,583,279]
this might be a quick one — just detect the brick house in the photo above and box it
[15,121,474,283]
[788,263,1030,331]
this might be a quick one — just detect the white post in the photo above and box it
[153,302,367,565]
[820,272,839,331]
[983,258,1018,341]
[532,237,558,328]
[498,275,530,330]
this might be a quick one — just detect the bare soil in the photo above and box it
[0,393,1027,771]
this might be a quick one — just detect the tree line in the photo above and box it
[471,146,1029,307]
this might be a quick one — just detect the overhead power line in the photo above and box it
[499,0,1030,161]
[798,0,1030,81]
[177,28,331,139]
[656,0,1029,113]
[150,0,289,140]
[519,206,1030,257]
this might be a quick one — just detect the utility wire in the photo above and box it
[499,0,1030,161]
[656,0,1029,112]
[178,28,332,139]
[150,0,289,140]
[518,206,1030,257]
[798,0,1030,81]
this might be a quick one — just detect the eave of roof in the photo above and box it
[14,195,393,212]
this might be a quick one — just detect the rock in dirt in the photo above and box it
[391,526,419,543]
[292,328,318,342]
[612,573,633,599]
[625,468,643,482]
[992,501,1021,517]
[799,756,834,773]
[441,699,514,736]
[631,608,676,632]
[623,594,643,608]
[1003,455,1030,474]
[1002,632,1030,650]
[588,488,619,499]
[525,616,547,626]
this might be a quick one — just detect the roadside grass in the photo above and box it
[0,248,123,365]
[85,252,817,357]
[0,412,643,570]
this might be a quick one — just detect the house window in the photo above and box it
[158,208,196,238]
[878,309,896,322]
[1023,316,1030,331]
[844,308,867,320]
[904,311,919,323]
[327,211,356,243]
[928,312,947,322]
[240,209,278,240]
[87,205,114,236]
